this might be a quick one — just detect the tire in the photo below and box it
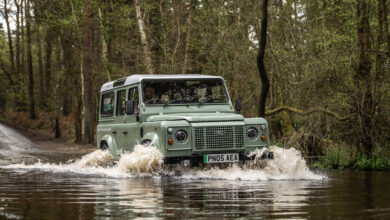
[100,142,108,151]
[141,139,152,147]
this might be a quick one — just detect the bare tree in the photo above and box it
[257,0,270,117]
[182,0,195,74]
[14,0,21,75]
[355,0,373,157]
[26,0,35,119]
[82,0,95,144]
[3,0,16,76]
[97,6,111,81]
[134,0,154,74]
[33,0,45,107]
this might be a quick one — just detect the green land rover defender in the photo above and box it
[97,74,273,164]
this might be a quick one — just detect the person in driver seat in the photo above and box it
[144,86,159,104]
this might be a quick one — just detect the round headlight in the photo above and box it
[175,130,187,143]
[246,127,258,140]
[260,124,266,130]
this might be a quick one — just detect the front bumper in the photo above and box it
[163,151,274,164]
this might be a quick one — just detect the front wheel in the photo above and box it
[100,143,108,151]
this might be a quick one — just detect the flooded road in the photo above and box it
[0,124,390,219]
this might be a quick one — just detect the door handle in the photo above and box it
[123,131,128,134]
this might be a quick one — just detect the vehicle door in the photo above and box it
[121,86,141,151]
[115,89,127,151]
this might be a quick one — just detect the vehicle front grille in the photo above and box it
[194,126,244,150]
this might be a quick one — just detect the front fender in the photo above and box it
[100,135,119,159]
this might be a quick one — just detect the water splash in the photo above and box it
[1,145,324,180]
[178,146,323,180]
[117,145,163,174]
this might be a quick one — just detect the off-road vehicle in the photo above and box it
[97,74,273,164]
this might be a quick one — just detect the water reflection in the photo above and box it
[1,170,390,219]
[92,178,163,219]
[0,169,323,219]
[92,177,322,219]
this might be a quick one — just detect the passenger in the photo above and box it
[161,92,170,103]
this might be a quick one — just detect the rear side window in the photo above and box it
[100,92,115,117]
[128,87,139,114]
[117,90,126,116]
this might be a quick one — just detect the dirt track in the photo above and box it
[0,122,95,165]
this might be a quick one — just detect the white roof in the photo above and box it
[100,74,224,92]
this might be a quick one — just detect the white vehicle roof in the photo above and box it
[100,74,224,92]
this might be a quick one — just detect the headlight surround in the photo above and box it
[246,127,258,140]
[260,124,266,130]
[175,130,187,143]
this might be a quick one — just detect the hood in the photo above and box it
[146,113,244,122]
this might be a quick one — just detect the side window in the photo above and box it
[128,87,139,114]
[116,90,126,116]
[100,92,115,117]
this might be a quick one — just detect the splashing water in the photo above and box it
[1,145,324,180]
[177,146,323,180]
[117,145,163,174]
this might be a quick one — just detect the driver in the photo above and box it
[144,86,158,104]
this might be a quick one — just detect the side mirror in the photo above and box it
[235,98,242,112]
[125,100,134,115]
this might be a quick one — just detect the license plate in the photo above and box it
[203,153,239,163]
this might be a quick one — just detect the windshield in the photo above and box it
[142,79,229,104]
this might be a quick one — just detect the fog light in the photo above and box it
[261,135,266,141]
[168,138,173,145]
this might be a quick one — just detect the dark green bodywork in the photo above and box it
[97,75,270,160]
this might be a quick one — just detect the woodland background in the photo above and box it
[0,0,389,169]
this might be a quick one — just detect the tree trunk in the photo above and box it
[74,92,83,143]
[355,0,373,157]
[69,0,83,142]
[380,0,390,58]
[21,0,25,77]
[257,0,270,117]
[4,0,16,76]
[45,32,52,101]
[97,7,111,81]
[182,0,195,74]
[82,0,95,144]
[14,0,21,75]
[25,0,35,119]
[33,1,45,107]
[171,0,181,71]
[134,0,154,74]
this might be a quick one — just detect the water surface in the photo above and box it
[0,123,389,219]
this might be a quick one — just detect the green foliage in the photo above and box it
[310,143,390,171]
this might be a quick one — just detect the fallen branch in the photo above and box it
[265,106,350,121]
